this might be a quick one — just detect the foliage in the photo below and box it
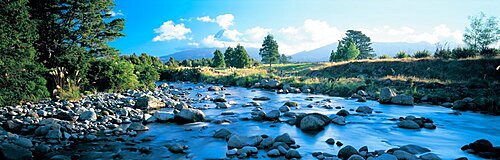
[167,57,179,68]
[342,30,375,59]
[394,51,410,58]
[180,59,192,67]
[479,48,500,57]
[233,44,252,68]
[434,43,453,59]
[413,50,432,58]
[224,47,236,67]
[329,39,360,62]
[379,54,391,59]
[259,34,280,69]
[0,0,49,106]
[279,54,292,64]
[211,49,225,68]
[463,12,500,51]
[87,58,138,92]
[451,47,478,59]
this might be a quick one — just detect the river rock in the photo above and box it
[127,122,149,131]
[338,145,359,159]
[452,98,474,111]
[50,155,71,160]
[275,133,295,144]
[356,106,373,113]
[326,138,335,144]
[390,95,414,105]
[419,153,441,160]
[379,87,396,103]
[266,110,280,120]
[135,95,165,110]
[227,135,245,149]
[374,154,398,160]
[237,146,258,155]
[296,113,330,131]
[399,144,431,154]
[253,96,271,101]
[168,143,187,153]
[285,149,301,159]
[216,102,231,109]
[174,108,206,124]
[398,120,420,129]
[208,86,222,91]
[153,111,174,122]
[226,148,238,156]
[0,143,33,160]
[46,129,62,139]
[13,137,33,148]
[279,106,291,112]
[331,116,346,125]
[245,135,263,146]
[466,139,494,152]
[79,110,97,121]
[284,101,299,107]
[393,150,417,160]
[214,95,227,102]
[337,109,350,117]
[267,149,281,157]
[348,155,365,160]
[260,137,274,148]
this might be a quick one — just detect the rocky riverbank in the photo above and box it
[0,82,498,159]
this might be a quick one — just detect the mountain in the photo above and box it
[291,42,437,62]
[160,47,261,62]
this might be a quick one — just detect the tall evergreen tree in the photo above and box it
[211,49,225,68]
[259,34,280,70]
[0,0,49,106]
[330,39,360,62]
[167,57,178,68]
[342,30,374,59]
[224,47,235,67]
[233,44,252,68]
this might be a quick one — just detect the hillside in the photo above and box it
[291,42,437,62]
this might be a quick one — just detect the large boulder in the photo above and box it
[379,87,396,103]
[393,150,417,160]
[419,153,442,160]
[153,111,174,122]
[398,120,420,129]
[347,155,365,160]
[338,145,359,160]
[213,129,232,139]
[174,108,206,124]
[390,95,414,105]
[227,135,246,149]
[0,143,32,160]
[285,149,301,159]
[296,113,330,131]
[266,110,281,120]
[337,109,350,117]
[468,139,494,152]
[452,98,474,111]
[127,122,149,131]
[216,102,231,109]
[79,110,97,121]
[355,106,373,113]
[274,133,295,144]
[399,144,431,154]
[331,116,346,125]
[134,95,165,110]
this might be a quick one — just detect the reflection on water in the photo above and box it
[132,82,499,159]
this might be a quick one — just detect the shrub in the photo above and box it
[434,48,452,59]
[452,47,478,59]
[379,54,391,59]
[480,48,500,57]
[413,50,432,58]
[394,51,410,58]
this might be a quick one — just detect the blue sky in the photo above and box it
[109,0,500,56]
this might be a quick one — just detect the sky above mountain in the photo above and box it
[109,0,500,56]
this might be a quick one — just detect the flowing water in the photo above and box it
[83,82,500,160]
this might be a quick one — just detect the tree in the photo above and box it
[413,50,432,58]
[463,12,500,51]
[342,30,375,59]
[0,0,49,106]
[167,57,179,68]
[180,59,192,67]
[394,51,410,58]
[212,49,225,67]
[224,47,235,67]
[329,39,360,62]
[279,54,292,64]
[29,0,125,92]
[259,34,280,70]
[233,44,252,68]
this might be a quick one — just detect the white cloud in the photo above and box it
[245,26,272,42]
[196,16,213,22]
[215,14,234,29]
[358,24,462,44]
[187,42,199,47]
[152,21,192,41]
[223,29,243,41]
[107,10,123,17]
[196,14,235,30]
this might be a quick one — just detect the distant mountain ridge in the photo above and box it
[161,42,446,62]
[160,47,261,62]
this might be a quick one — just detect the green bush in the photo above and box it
[413,50,432,58]
[379,54,391,59]
[480,48,500,57]
[452,47,478,59]
[434,48,452,59]
[87,58,138,92]
[394,51,410,58]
